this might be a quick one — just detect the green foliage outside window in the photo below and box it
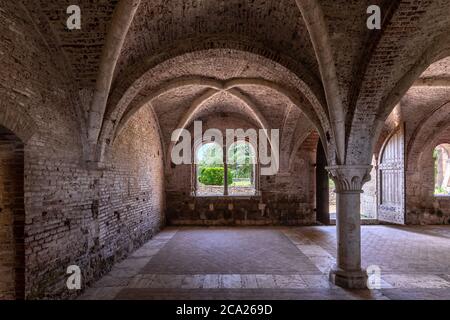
[198,167,234,186]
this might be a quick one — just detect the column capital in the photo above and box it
[325,165,372,193]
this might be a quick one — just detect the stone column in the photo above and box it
[326,165,372,289]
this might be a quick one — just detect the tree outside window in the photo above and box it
[195,141,256,196]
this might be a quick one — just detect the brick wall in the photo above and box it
[23,105,164,299]
[400,89,450,225]
[370,96,450,225]
[405,137,450,225]
[166,124,317,226]
[0,3,164,299]
[0,126,25,299]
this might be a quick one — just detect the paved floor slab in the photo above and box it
[141,229,321,275]
[80,225,450,300]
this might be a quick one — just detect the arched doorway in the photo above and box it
[316,139,330,225]
[378,125,405,224]
[0,125,25,299]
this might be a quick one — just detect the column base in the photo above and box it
[329,268,368,289]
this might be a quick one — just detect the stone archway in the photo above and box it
[0,125,25,300]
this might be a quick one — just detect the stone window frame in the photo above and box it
[192,138,260,198]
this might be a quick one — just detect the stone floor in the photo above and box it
[80,226,450,300]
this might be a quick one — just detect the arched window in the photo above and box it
[194,141,257,196]
[434,144,450,196]
[227,141,257,196]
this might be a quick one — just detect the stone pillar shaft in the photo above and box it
[326,165,372,289]
[336,191,361,271]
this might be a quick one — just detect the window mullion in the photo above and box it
[223,146,228,196]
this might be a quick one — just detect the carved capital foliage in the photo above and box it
[326,165,372,193]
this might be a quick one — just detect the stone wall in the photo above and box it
[0,3,164,299]
[166,126,317,226]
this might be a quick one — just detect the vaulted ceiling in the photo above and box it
[21,0,450,165]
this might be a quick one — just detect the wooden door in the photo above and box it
[378,126,405,224]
